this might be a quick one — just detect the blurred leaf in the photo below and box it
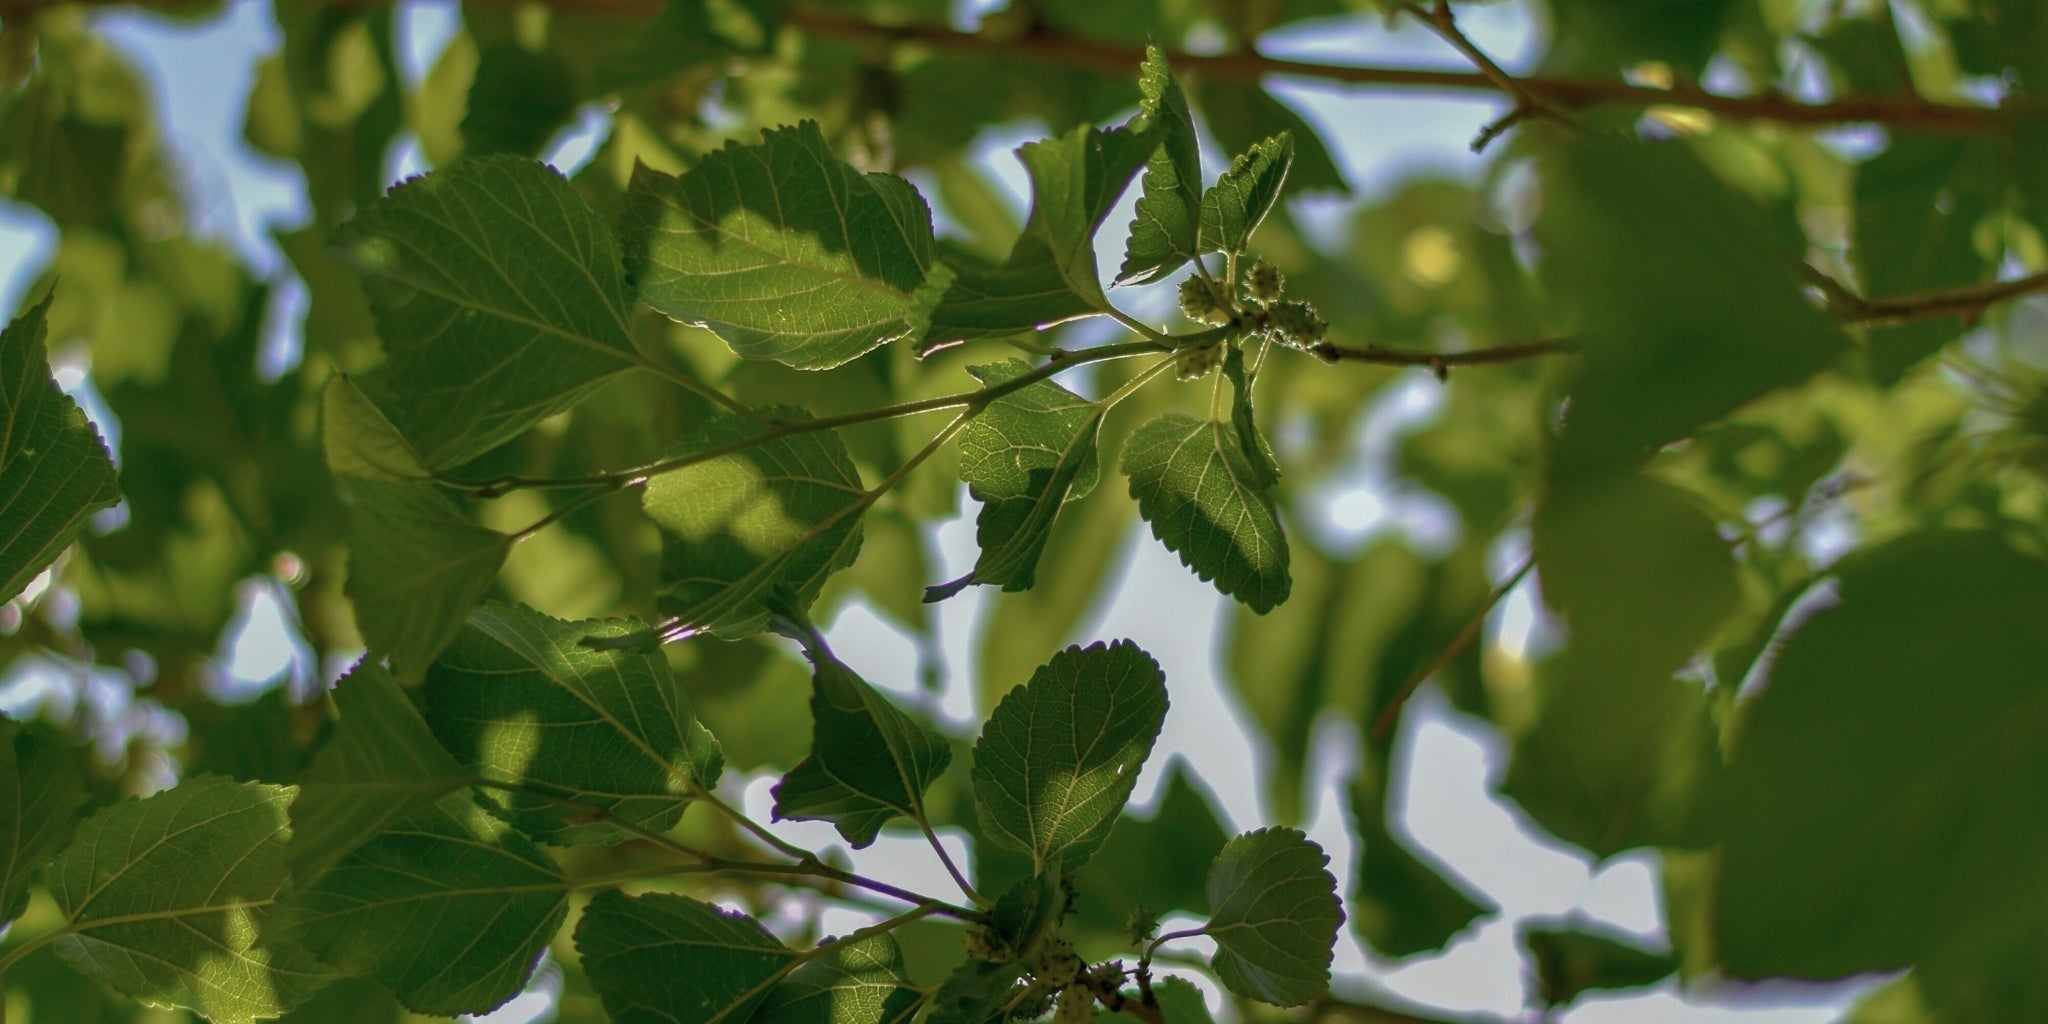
[283,791,567,1016]
[623,122,935,369]
[1852,136,1999,381]
[1204,827,1342,1006]
[1348,774,1492,959]
[462,44,576,157]
[425,602,724,845]
[973,640,1167,871]
[342,479,509,682]
[1520,922,1678,1006]
[575,890,790,1024]
[0,716,88,923]
[1118,47,1203,285]
[47,777,333,1023]
[321,374,427,482]
[929,360,1104,601]
[1200,133,1293,257]
[290,662,468,880]
[643,409,866,638]
[1193,82,1346,195]
[0,293,121,604]
[1123,412,1290,613]
[181,689,308,786]
[337,156,639,467]
[1543,0,1736,75]
[1713,531,2048,980]
[773,637,951,847]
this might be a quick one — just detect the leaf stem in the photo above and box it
[632,353,769,421]
[1393,0,1574,150]
[916,817,990,909]
[691,780,816,861]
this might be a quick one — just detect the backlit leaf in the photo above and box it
[1203,827,1342,1007]
[753,933,920,1024]
[1199,133,1292,257]
[0,292,120,603]
[1118,47,1202,285]
[773,642,951,847]
[1123,413,1290,613]
[575,890,792,1024]
[342,478,509,682]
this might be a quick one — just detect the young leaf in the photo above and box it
[45,776,334,1023]
[1222,345,1280,490]
[917,125,1154,346]
[0,292,120,604]
[1203,827,1343,1007]
[1122,413,1291,613]
[772,643,952,847]
[424,602,725,845]
[753,933,921,1024]
[622,122,936,370]
[289,662,469,881]
[0,716,88,923]
[1198,133,1293,257]
[335,156,641,468]
[575,890,793,1024]
[342,478,509,681]
[972,640,1168,871]
[643,409,867,638]
[321,374,427,482]
[1118,46,1203,285]
[927,360,1104,601]
[282,791,568,1016]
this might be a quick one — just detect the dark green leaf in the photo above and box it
[342,478,509,682]
[1203,827,1342,1006]
[916,125,1153,347]
[336,156,639,467]
[0,716,88,922]
[1521,923,1679,1006]
[575,890,791,1024]
[1148,978,1215,1024]
[1066,759,1231,942]
[773,642,951,847]
[283,791,568,1016]
[46,776,333,1023]
[927,959,1025,1024]
[643,409,867,638]
[1348,774,1493,958]
[972,640,1168,871]
[1192,83,1347,195]
[1123,413,1290,613]
[1222,345,1280,490]
[462,44,577,158]
[1199,134,1292,257]
[425,601,724,845]
[0,292,120,603]
[1852,136,1999,381]
[1118,47,1203,285]
[290,662,469,880]
[623,122,935,369]
[1713,531,2048,980]
[1543,0,1736,75]
[928,360,1103,601]
[753,933,920,1024]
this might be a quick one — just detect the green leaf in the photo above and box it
[461,44,576,158]
[1192,83,1347,196]
[1543,0,1735,75]
[0,716,88,922]
[643,409,867,638]
[321,374,427,482]
[1712,531,2048,981]
[972,640,1168,871]
[289,662,469,881]
[1347,775,1493,959]
[0,292,120,603]
[1202,827,1343,1007]
[424,601,724,845]
[1222,345,1280,490]
[342,478,509,681]
[1066,758,1231,941]
[753,933,920,1024]
[1122,413,1291,613]
[1117,47,1202,285]
[336,156,640,468]
[282,790,568,1016]
[916,125,1154,347]
[1521,923,1679,1006]
[926,959,1024,1024]
[772,642,951,847]
[1852,136,1999,381]
[622,121,935,369]
[1533,134,1847,473]
[574,889,792,1024]
[1148,978,1216,1024]
[1199,133,1292,257]
[46,776,333,1023]
[927,360,1104,601]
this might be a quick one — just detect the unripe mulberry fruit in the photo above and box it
[1244,260,1283,302]
[1177,276,1233,326]
[1054,985,1096,1024]
[1268,300,1327,347]
[1175,344,1222,381]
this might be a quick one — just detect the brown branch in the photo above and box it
[1393,0,1575,150]
[1370,555,1534,744]
[1834,269,2048,327]
[1308,338,1579,378]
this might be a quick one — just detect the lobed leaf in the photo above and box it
[46,776,334,1023]
[0,292,120,604]
[342,478,509,682]
[1123,413,1290,613]
[575,890,792,1024]
[1198,133,1292,257]
[282,791,568,1016]
[972,640,1168,871]
[0,716,87,923]
[623,122,936,370]
[289,662,469,881]
[772,645,951,847]
[1203,827,1343,1007]
[643,408,867,638]
[335,156,642,468]
[1118,46,1203,285]
[424,602,724,845]
[927,360,1103,601]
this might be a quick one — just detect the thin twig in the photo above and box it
[1309,338,1578,377]
[1393,0,1573,150]
[1826,268,2048,327]
[1369,554,1535,744]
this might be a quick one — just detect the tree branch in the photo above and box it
[1393,0,1574,150]
[1308,338,1579,377]
[1819,268,2048,327]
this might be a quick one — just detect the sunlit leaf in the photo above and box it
[1118,46,1202,285]
[0,292,120,603]
[753,933,920,1024]
[1203,827,1342,1006]
[1123,413,1290,613]
[575,890,792,1024]
[1199,133,1292,257]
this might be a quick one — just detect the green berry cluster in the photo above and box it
[1171,259,1329,380]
